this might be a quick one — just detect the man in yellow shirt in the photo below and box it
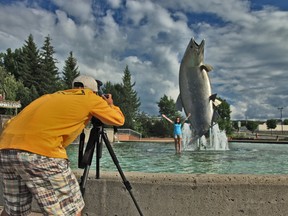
[0,75,125,216]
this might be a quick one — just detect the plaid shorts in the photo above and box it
[0,150,85,216]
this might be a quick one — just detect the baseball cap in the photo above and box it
[72,75,98,92]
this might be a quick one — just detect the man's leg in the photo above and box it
[0,150,33,216]
[17,152,85,215]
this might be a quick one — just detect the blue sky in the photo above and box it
[1,0,288,120]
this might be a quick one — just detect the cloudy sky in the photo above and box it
[0,0,288,120]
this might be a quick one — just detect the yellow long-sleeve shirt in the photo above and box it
[0,89,125,158]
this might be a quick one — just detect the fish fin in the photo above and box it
[209,93,217,101]
[176,95,183,111]
[213,99,222,107]
[200,64,213,72]
[209,94,222,106]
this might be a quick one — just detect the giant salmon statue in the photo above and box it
[176,38,220,140]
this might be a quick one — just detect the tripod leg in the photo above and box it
[96,134,103,179]
[79,126,100,195]
[101,131,144,216]
[78,130,85,168]
[80,165,90,195]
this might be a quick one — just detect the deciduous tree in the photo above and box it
[246,121,259,133]
[215,97,233,135]
[157,95,180,137]
[266,119,277,134]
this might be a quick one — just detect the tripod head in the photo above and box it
[91,117,104,127]
[91,117,118,132]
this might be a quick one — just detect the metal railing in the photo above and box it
[117,128,142,140]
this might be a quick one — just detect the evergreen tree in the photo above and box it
[103,81,123,105]
[1,48,22,79]
[27,85,39,104]
[18,34,41,95]
[62,51,80,89]
[12,48,22,80]
[2,48,16,76]
[39,35,60,94]
[16,82,34,109]
[120,66,141,129]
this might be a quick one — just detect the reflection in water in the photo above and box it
[67,141,288,174]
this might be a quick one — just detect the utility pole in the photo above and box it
[278,107,283,134]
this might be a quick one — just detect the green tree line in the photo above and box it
[0,34,233,138]
[0,34,80,110]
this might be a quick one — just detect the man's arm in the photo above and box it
[90,94,125,126]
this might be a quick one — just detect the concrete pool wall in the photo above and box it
[1,171,288,216]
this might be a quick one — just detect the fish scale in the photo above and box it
[176,38,216,139]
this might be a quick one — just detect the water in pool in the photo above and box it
[67,141,288,174]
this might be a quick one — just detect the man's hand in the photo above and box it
[102,94,113,106]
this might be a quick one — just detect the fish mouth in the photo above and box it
[190,38,205,53]
[193,40,200,46]
[185,38,204,64]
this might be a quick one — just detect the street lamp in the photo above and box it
[278,107,283,134]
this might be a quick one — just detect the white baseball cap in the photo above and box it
[72,75,98,92]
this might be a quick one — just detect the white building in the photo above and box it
[257,123,288,132]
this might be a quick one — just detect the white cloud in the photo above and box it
[107,0,122,9]
[1,0,288,119]
[52,0,93,23]
[55,10,78,39]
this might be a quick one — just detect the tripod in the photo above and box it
[78,118,143,216]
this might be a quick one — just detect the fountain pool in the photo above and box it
[67,141,288,175]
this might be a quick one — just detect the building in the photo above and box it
[0,99,22,133]
[257,122,288,132]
